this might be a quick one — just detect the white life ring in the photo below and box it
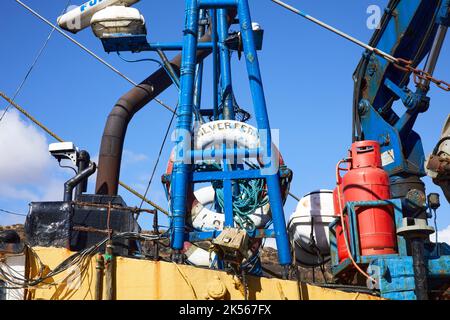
[190,186,271,231]
[164,120,289,232]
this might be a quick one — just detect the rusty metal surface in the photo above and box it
[427,154,450,175]
[95,9,239,196]
[72,226,111,235]
[74,201,156,214]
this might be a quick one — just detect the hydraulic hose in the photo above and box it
[335,159,376,285]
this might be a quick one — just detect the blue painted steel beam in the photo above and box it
[188,229,276,242]
[192,169,264,183]
[223,177,234,227]
[190,147,259,162]
[237,0,291,266]
[211,9,220,120]
[170,0,200,251]
[217,8,235,120]
[198,0,238,8]
[194,10,206,122]
[146,42,214,51]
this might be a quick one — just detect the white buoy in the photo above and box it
[288,190,335,267]
[183,242,216,268]
[90,6,147,38]
[57,0,140,33]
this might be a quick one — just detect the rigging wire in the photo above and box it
[0,92,64,142]
[0,232,167,289]
[0,91,168,215]
[15,0,176,113]
[270,0,450,92]
[116,52,180,91]
[138,104,178,212]
[0,209,27,217]
[11,1,179,213]
[270,0,398,63]
[0,0,71,124]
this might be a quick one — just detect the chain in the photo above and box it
[270,0,449,92]
[393,58,450,92]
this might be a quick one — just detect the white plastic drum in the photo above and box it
[288,190,335,267]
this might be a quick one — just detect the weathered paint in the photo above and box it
[25,247,382,300]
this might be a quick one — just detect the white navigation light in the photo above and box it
[57,0,140,34]
[91,6,147,38]
[49,142,79,165]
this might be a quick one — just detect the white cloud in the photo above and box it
[439,225,450,245]
[0,109,69,219]
[0,184,39,202]
[122,149,149,164]
[0,110,52,184]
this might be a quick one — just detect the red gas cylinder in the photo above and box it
[333,159,351,263]
[333,185,350,262]
[342,141,397,256]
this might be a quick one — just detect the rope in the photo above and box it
[0,0,71,124]
[15,0,176,113]
[0,92,64,142]
[119,181,168,216]
[203,162,269,232]
[0,91,167,215]
[214,178,268,232]
[173,263,198,300]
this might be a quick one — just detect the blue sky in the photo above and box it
[0,0,449,243]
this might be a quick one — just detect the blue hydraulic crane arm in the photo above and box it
[352,0,448,177]
[354,0,441,131]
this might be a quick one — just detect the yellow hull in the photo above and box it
[25,247,382,300]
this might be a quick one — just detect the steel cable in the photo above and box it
[0,91,168,214]
[15,0,176,113]
[0,0,71,124]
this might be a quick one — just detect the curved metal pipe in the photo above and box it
[95,11,236,196]
[95,36,212,196]
[65,162,97,202]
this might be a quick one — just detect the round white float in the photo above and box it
[288,190,335,267]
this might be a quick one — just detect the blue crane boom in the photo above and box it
[348,0,450,300]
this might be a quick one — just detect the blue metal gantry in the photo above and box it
[97,0,292,274]
[168,0,292,271]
